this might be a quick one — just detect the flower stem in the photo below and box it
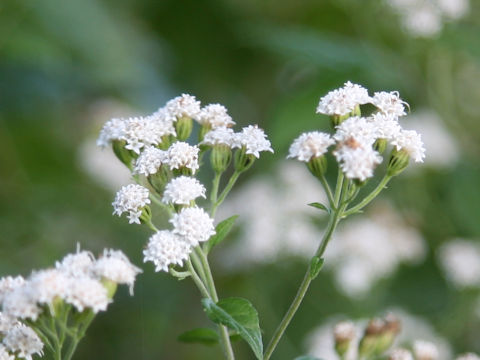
[211,171,241,218]
[319,174,335,208]
[343,175,392,217]
[211,172,222,208]
[186,258,211,299]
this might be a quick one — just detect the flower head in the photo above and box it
[333,321,356,342]
[166,142,200,173]
[97,118,127,148]
[133,146,168,176]
[389,348,414,360]
[162,176,206,205]
[287,132,334,162]
[197,104,235,129]
[0,277,25,304]
[165,94,201,120]
[65,277,109,313]
[55,250,95,278]
[2,324,43,360]
[334,141,383,181]
[143,231,191,272]
[28,269,70,306]
[112,184,151,224]
[148,107,177,135]
[93,249,142,295]
[0,345,14,360]
[2,286,40,321]
[201,127,235,147]
[170,207,216,246]
[372,91,408,118]
[316,81,371,116]
[413,340,439,360]
[369,113,402,141]
[232,125,273,158]
[334,116,377,146]
[391,129,426,163]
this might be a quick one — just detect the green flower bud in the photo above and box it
[307,155,327,179]
[147,165,171,194]
[112,140,136,169]
[387,148,410,176]
[101,278,118,299]
[198,124,212,143]
[352,104,361,117]
[158,135,172,150]
[139,205,152,225]
[374,138,388,154]
[359,318,385,358]
[175,116,193,141]
[211,145,232,173]
[334,321,355,358]
[234,147,256,173]
[331,113,352,127]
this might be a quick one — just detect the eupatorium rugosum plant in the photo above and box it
[97,84,426,360]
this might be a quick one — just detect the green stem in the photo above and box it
[333,170,345,207]
[211,171,241,218]
[343,175,392,217]
[190,250,208,286]
[319,174,335,208]
[186,258,211,299]
[64,312,95,360]
[145,220,159,232]
[211,172,222,208]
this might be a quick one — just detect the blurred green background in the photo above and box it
[1,0,480,359]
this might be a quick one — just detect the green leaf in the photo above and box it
[177,328,219,346]
[294,356,323,360]
[202,297,263,359]
[308,202,329,213]
[309,256,324,280]
[204,215,238,254]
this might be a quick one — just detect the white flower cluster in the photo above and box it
[162,176,206,205]
[386,0,470,37]
[437,239,480,288]
[0,321,43,360]
[112,184,151,224]
[289,82,425,181]
[1,248,141,321]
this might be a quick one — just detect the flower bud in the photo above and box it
[359,318,385,358]
[112,140,136,169]
[307,155,327,179]
[198,124,212,143]
[387,148,410,176]
[175,116,193,141]
[211,145,232,174]
[139,205,152,225]
[375,314,401,355]
[331,113,352,127]
[334,321,355,358]
[147,164,171,194]
[234,146,255,173]
[158,135,173,150]
[374,138,388,154]
[101,278,118,299]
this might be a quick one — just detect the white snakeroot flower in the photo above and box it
[170,207,216,246]
[0,313,17,333]
[28,269,70,305]
[2,324,43,360]
[390,348,414,360]
[456,354,480,360]
[133,146,168,176]
[0,276,25,304]
[162,176,206,205]
[392,129,426,162]
[198,104,235,129]
[0,345,14,360]
[413,340,439,360]
[93,249,142,295]
[369,113,402,141]
[316,81,371,116]
[112,184,151,224]
[166,142,200,173]
[143,231,191,272]
[165,94,201,120]
[334,143,383,181]
[121,117,161,154]
[437,0,469,19]
[372,91,408,118]
[65,277,109,313]
[97,118,127,148]
[334,116,377,146]
[148,107,177,136]
[287,132,335,162]
[334,321,356,342]
[232,125,274,158]
[55,250,95,278]
[2,286,40,321]
[438,239,480,288]
[201,127,235,147]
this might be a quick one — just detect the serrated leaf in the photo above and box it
[204,215,238,254]
[202,297,263,359]
[308,202,329,213]
[309,256,324,280]
[177,328,219,346]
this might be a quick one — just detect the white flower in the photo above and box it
[371,91,408,118]
[133,146,168,176]
[369,113,402,141]
[162,176,206,205]
[334,143,383,181]
[456,354,480,360]
[65,277,109,313]
[166,142,200,173]
[201,127,235,147]
[334,321,356,342]
[390,348,414,360]
[232,125,274,158]
[438,239,480,288]
[121,117,160,154]
[0,277,25,304]
[2,286,40,321]
[287,132,335,162]
[316,81,371,116]
[413,340,439,360]
[112,184,151,224]
[2,324,43,360]
[143,231,191,272]
[0,313,17,333]
[334,116,377,146]
[170,207,216,246]
[148,107,177,136]
[0,344,14,360]
[165,94,201,120]
[392,129,426,163]
[55,250,95,278]
[97,118,127,148]
[197,104,235,128]
[28,269,70,306]
[437,0,469,19]
[93,249,142,295]
[402,4,443,37]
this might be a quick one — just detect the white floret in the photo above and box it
[201,127,235,147]
[232,125,274,158]
[170,207,216,246]
[143,231,191,272]
[0,344,14,360]
[0,276,25,304]
[55,251,95,278]
[166,142,200,173]
[316,81,371,116]
[133,146,168,176]
[369,113,402,141]
[334,142,383,181]
[162,176,206,205]
[65,277,110,313]
[334,116,377,146]
[197,104,235,128]
[2,286,40,321]
[333,321,356,342]
[2,324,43,360]
[97,118,127,148]
[391,129,426,162]
[287,131,335,162]
[371,91,408,118]
[28,269,70,306]
[112,184,151,224]
[165,94,201,120]
[413,340,439,360]
[390,348,414,360]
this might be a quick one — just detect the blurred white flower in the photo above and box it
[288,131,335,162]
[413,340,439,360]
[197,104,235,129]
[390,348,414,360]
[165,93,201,120]
[232,125,274,158]
[112,184,151,224]
[316,81,371,116]
[437,239,480,288]
[3,324,43,360]
[201,127,236,147]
